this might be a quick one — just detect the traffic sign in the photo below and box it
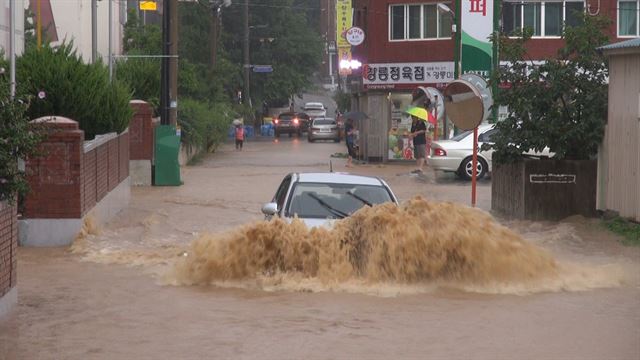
[252,65,273,73]
[140,1,157,11]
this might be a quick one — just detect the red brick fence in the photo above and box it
[19,117,131,247]
[0,201,17,317]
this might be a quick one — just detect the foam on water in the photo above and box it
[164,197,626,294]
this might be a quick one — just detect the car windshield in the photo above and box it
[287,182,392,219]
[313,119,336,126]
[450,130,473,141]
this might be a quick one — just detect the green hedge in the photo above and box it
[17,43,132,139]
[178,98,233,152]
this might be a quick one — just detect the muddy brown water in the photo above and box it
[1,138,639,359]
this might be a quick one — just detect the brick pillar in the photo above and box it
[0,201,17,299]
[24,117,85,219]
[130,101,154,161]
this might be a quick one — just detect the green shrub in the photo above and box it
[115,58,161,112]
[178,98,234,152]
[17,42,132,139]
[0,77,45,203]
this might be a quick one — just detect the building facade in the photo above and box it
[28,0,126,63]
[348,0,639,162]
[0,0,25,58]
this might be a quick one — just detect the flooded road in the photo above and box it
[2,136,639,359]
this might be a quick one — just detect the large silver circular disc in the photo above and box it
[443,79,484,130]
[461,73,493,122]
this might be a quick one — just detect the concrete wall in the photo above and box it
[0,201,17,317]
[44,0,125,62]
[20,117,130,246]
[0,0,25,57]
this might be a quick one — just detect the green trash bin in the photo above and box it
[154,125,182,186]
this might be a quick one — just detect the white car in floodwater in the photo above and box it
[262,173,398,228]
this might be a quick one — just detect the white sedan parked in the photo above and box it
[428,124,551,180]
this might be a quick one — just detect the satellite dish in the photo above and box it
[443,79,484,131]
[460,73,493,123]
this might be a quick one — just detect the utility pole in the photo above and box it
[92,0,97,62]
[36,0,41,48]
[108,0,113,81]
[210,6,220,67]
[170,0,178,125]
[9,0,16,98]
[161,0,178,126]
[243,0,251,107]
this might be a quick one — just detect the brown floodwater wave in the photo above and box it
[165,197,626,295]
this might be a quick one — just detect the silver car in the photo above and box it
[308,118,340,142]
[262,172,398,228]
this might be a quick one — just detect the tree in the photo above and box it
[487,15,611,163]
[219,0,323,106]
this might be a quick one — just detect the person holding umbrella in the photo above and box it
[405,106,436,174]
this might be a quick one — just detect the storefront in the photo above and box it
[353,61,454,163]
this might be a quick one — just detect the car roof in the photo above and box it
[304,102,324,107]
[295,172,384,186]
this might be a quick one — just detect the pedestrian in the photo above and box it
[345,119,356,167]
[235,124,245,151]
[409,115,427,173]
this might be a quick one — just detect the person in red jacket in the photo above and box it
[235,125,245,151]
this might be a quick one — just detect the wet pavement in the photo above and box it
[1,136,639,360]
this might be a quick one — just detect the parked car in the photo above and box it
[303,102,327,119]
[274,112,309,137]
[428,124,552,180]
[308,118,340,143]
[262,172,398,228]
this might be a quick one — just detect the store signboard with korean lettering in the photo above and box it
[461,0,494,77]
[336,0,353,48]
[362,62,454,89]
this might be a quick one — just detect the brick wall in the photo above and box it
[25,117,131,220]
[0,201,17,298]
[129,101,154,161]
[24,118,84,219]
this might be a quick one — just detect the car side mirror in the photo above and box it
[261,202,278,216]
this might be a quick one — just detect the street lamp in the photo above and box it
[437,3,461,80]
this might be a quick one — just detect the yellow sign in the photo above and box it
[336,0,352,48]
[140,1,157,11]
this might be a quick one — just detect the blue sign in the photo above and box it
[252,65,273,73]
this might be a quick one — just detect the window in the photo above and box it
[502,1,585,37]
[389,3,453,41]
[619,0,639,36]
[409,5,422,39]
[391,5,405,40]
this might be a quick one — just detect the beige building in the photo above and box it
[0,0,25,57]
[597,38,640,222]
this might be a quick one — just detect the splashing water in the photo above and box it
[165,197,623,294]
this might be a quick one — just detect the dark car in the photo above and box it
[274,112,309,137]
